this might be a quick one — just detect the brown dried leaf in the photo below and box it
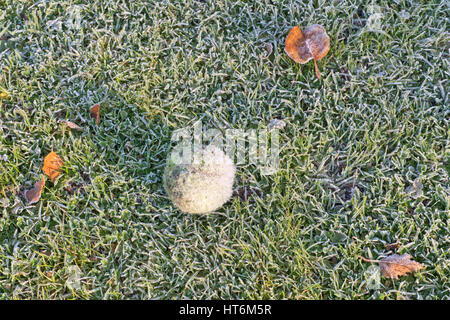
[61,120,82,130]
[43,148,64,182]
[285,24,330,79]
[24,177,45,204]
[360,254,425,279]
[379,254,425,279]
[90,103,100,125]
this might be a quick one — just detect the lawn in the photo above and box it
[0,0,448,299]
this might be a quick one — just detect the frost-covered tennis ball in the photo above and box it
[163,145,235,214]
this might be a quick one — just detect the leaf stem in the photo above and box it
[358,256,381,263]
[314,59,321,79]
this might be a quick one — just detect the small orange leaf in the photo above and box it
[285,24,330,79]
[61,120,82,130]
[43,148,63,182]
[24,177,45,204]
[90,104,100,125]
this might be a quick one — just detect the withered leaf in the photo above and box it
[43,148,64,182]
[379,254,425,279]
[24,177,45,204]
[90,103,100,125]
[61,120,82,130]
[360,254,425,279]
[285,24,330,79]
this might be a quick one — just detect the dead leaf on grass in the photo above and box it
[61,120,82,130]
[90,103,100,125]
[43,148,63,182]
[360,254,425,279]
[285,24,330,79]
[24,177,45,204]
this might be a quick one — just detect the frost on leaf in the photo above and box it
[379,254,425,279]
[285,24,330,79]
[24,177,45,204]
[360,254,425,279]
[61,120,82,130]
[43,148,64,182]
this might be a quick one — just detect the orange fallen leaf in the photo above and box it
[360,254,425,279]
[43,148,64,182]
[90,103,100,125]
[61,120,82,130]
[24,177,45,204]
[285,24,330,79]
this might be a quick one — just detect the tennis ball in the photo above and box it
[163,145,235,214]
